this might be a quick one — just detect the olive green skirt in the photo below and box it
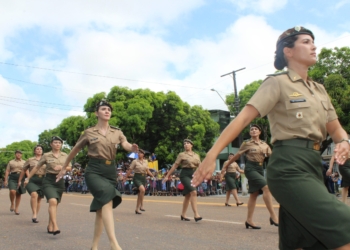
[85,159,121,212]
[26,175,44,198]
[339,160,350,187]
[42,174,65,203]
[180,168,196,196]
[267,144,350,250]
[133,173,146,189]
[225,173,237,191]
[8,174,26,194]
[245,161,266,193]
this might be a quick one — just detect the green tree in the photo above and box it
[0,140,37,178]
[226,80,270,141]
[309,47,350,152]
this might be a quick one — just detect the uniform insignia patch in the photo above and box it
[289,92,303,97]
[296,112,303,119]
[90,138,99,142]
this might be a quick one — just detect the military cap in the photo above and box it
[51,136,63,143]
[138,149,145,154]
[184,139,194,145]
[277,26,314,46]
[250,124,262,131]
[15,150,22,154]
[95,99,113,111]
[229,153,235,156]
[33,144,44,152]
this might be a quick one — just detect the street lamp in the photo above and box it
[210,89,228,108]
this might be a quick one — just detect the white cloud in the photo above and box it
[227,0,288,14]
[334,0,350,9]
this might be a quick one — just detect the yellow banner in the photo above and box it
[148,160,158,171]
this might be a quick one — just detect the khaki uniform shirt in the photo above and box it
[129,159,149,174]
[223,160,240,173]
[237,140,272,163]
[23,157,46,176]
[37,151,71,174]
[175,151,201,169]
[6,159,26,173]
[248,70,338,144]
[75,126,126,160]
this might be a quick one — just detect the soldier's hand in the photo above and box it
[192,155,216,187]
[24,179,29,187]
[326,169,332,176]
[4,181,8,187]
[131,143,138,152]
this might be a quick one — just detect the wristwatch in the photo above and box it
[339,138,350,144]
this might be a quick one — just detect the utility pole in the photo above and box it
[221,67,247,194]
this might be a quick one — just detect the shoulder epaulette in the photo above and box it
[110,125,120,130]
[266,71,288,77]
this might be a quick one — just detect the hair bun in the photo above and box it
[274,54,286,70]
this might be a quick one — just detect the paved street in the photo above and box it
[0,189,280,250]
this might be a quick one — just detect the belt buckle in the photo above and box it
[105,160,111,165]
[38,175,42,178]
[142,174,145,176]
[259,162,262,166]
[313,143,320,151]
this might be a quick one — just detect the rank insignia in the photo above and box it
[289,92,303,97]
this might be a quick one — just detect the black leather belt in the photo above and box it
[274,139,321,151]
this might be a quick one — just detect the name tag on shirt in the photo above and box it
[290,99,306,103]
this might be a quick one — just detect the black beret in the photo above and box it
[15,150,22,154]
[51,136,63,143]
[95,99,113,111]
[277,26,314,47]
[184,139,194,145]
[138,149,145,154]
[250,124,262,131]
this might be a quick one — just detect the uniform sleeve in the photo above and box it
[36,155,46,168]
[74,131,89,149]
[22,159,31,171]
[119,130,126,144]
[174,153,183,165]
[247,76,280,117]
[6,162,11,171]
[237,142,250,156]
[129,160,136,170]
[266,145,272,156]
[325,92,338,122]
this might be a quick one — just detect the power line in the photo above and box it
[0,62,208,90]
[0,98,82,111]
[0,95,82,108]
[0,102,84,117]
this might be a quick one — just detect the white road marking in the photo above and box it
[70,203,89,207]
[165,215,243,224]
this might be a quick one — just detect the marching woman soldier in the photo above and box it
[328,151,350,204]
[127,149,154,214]
[56,100,138,250]
[25,136,71,235]
[193,26,350,249]
[163,139,202,222]
[18,145,46,223]
[220,153,244,207]
[4,150,26,215]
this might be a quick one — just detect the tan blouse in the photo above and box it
[129,159,149,174]
[237,140,272,163]
[23,157,46,176]
[37,151,72,174]
[75,125,126,160]
[175,151,201,169]
[223,160,240,173]
[6,159,26,173]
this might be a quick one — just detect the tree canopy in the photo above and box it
[36,87,220,167]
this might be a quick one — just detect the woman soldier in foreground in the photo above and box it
[127,149,154,214]
[223,124,278,229]
[192,27,350,249]
[19,145,46,223]
[25,136,72,235]
[163,139,202,222]
[220,153,244,207]
[56,100,138,250]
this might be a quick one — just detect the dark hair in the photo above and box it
[274,35,299,70]
[33,144,44,153]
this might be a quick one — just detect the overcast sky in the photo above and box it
[1,0,350,147]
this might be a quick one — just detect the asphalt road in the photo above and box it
[0,189,281,250]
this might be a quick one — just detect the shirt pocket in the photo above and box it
[285,100,311,128]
